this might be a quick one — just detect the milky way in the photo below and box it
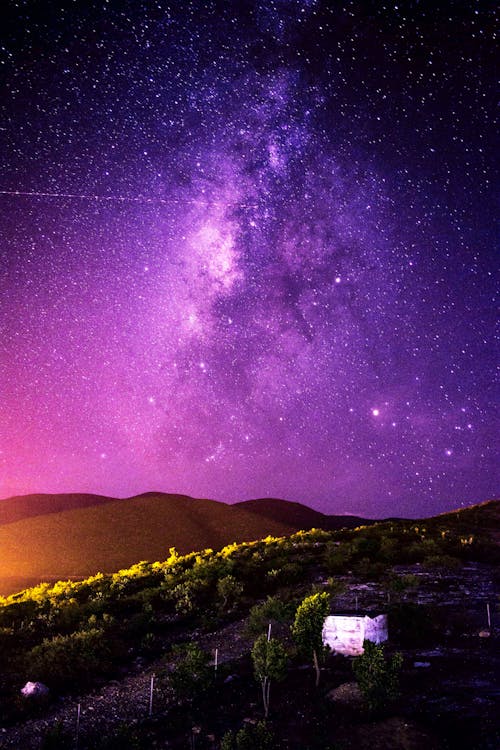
[0,1,497,516]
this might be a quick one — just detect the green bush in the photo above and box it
[169,642,212,706]
[217,575,243,612]
[26,628,111,690]
[422,554,461,571]
[352,640,402,715]
[354,535,381,560]
[221,721,274,750]
[322,577,346,596]
[246,596,292,638]
[324,542,352,574]
[353,558,388,581]
[385,573,420,596]
[172,578,211,615]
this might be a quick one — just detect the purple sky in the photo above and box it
[0,2,498,517]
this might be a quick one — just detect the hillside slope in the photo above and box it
[0,492,117,526]
[235,497,370,529]
[0,493,299,594]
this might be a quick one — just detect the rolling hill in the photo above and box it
[0,491,370,596]
[0,492,117,526]
[234,497,370,530]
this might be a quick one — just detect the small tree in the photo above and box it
[217,575,243,612]
[291,592,329,686]
[170,643,212,707]
[352,640,403,714]
[251,634,288,718]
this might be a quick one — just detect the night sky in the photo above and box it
[0,1,497,517]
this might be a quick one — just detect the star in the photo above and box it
[0,1,495,517]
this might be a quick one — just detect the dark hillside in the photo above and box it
[0,493,299,595]
[430,498,500,534]
[235,497,371,530]
[0,493,117,526]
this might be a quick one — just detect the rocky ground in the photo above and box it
[0,562,498,749]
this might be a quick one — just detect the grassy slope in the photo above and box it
[0,493,297,588]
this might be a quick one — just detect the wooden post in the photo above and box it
[487,602,491,629]
[267,622,272,641]
[214,647,218,677]
[355,595,358,611]
[149,674,155,716]
[75,703,81,749]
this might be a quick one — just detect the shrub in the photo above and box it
[217,575,243,613]
[353,558,388,581]
[323,577,346,596]
[221,721,274,750]
[385,573,420,596]
[324,542,352,574]
[169,643,212,706]
[246,596,292,638]
[26,628,111,690]
[422,554,461,571]
[354,536,378,558]
[172,577,211,616]
[352,640,402,715]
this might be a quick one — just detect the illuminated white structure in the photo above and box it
[322,613,388,656]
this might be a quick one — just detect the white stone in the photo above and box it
[21,681,49,698]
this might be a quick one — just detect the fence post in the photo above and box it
[149,674,155,716]
[75,703,81,749]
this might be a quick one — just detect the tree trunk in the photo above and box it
[262,678,269,718]
[313,649,320,687]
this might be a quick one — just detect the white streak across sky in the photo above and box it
[0,190,259,208]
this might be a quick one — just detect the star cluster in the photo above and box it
[0,1,497,516]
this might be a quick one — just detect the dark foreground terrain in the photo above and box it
[0,500,498,749]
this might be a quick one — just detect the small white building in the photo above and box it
[322,613,388,656]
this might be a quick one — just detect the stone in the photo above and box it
[20,681,49,699]
[326,681,364,707]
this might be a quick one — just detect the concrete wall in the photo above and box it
[322,614,388,656]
